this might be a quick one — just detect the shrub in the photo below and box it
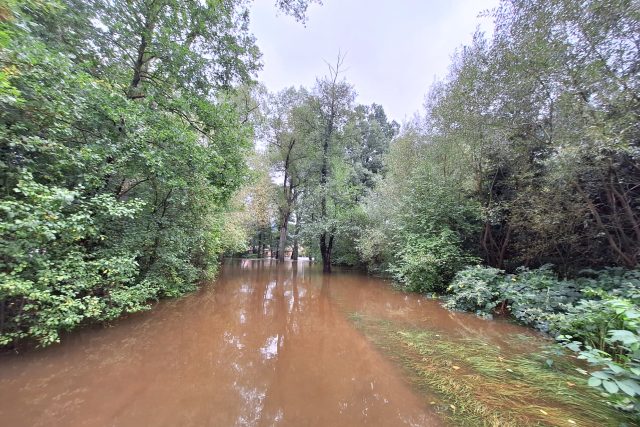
[553,297,640,353]
[445,264,581,329]
[500,265,582,331]
[445,264,640,417]
[558,321,640,414]
[444,265,504,314]
[390,229,476,293]
[575,268,640,304]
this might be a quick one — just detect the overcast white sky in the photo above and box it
[249,0,499,123]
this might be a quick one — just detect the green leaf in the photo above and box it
[566,341,581,352]
[602,380,619,394]
[617,380,637,397]
[607,363,626,375]
[587,377,602,387]
[591,371,611,380]
[609,330,638,346]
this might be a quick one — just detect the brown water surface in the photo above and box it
[0,259,540,426]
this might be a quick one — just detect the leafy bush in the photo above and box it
[445,264,640,417]
[575,268,640,304]
[553,297,640,353]
[445,265,581,329]
[390,229,476,293]
[444,265,503,314]
[500,266,582,331]
[558,325,640,414]
[554,290,640,414]
[0,172,147,346]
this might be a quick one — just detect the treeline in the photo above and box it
[242,0,640,284]
[362,0,640,413]
[241,0,639,282]
[0,0,316,347]
[230,60,398,272]
[360,0,639,286]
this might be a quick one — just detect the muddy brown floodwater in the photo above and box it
[0,259,542,427]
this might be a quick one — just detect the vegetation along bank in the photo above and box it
[1,0,639,422]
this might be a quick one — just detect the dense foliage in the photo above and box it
[0,0,313,346]
[349,0,640,416]
[445,266,640,413]
[225,0,638,285]
[361,0,639,282]
[3,0,639,418]
[239,62,398,271]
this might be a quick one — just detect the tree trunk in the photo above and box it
[575,181,637,267]
[322,253,331,272]
[319,125,332,272]
[320,232,334,273]
[291,216,300,260]
[128,14,155,100]
[277,212,289,262]
[317,59,341,274]
[270,232,276,258]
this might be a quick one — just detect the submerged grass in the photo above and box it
[349,313,633,427]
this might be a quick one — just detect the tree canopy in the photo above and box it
[0,0,316,346]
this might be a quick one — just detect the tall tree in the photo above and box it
[263,87,311,261]
[306,56,355,272]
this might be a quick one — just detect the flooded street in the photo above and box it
[0,260,608,426]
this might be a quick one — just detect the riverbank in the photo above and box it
[350,312,633,426]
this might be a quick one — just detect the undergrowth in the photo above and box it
[350,313,633,427]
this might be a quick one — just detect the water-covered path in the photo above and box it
[0,259,568,426]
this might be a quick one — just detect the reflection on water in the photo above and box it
[0,259,537,426]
